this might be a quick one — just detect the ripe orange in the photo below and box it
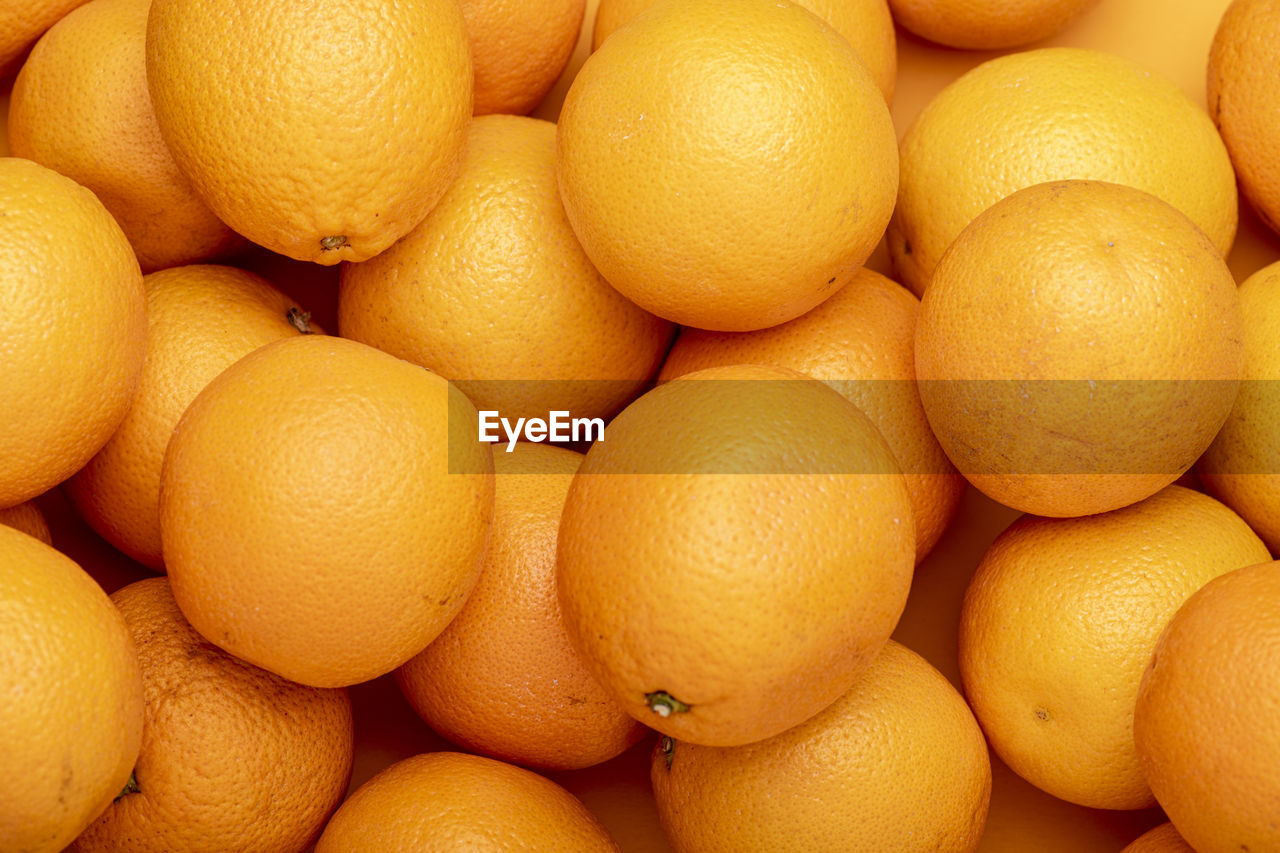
[1121,823,1196,853]
[557,363,915,746]
[0,156,147,509]
[0,0,90,78]
[887,0,1102,49]
[159,334,495,688]
[145,0,473,264]
[73,577,353,852]
[0,525,144,853]
[651,640,990,852]
[1208,0,1280,235]
[0,499,52,544]
[957,485,1270,810]
[338,113,673,423]
[7,0,241,272]
[315,751,621,851]
[64,264,317,571]
[589,0,897,103]
[889,47,1238,296]
[462,0,585,115]
[658,266,964,564]
[1134,560,1280,853]
[556,0,897,331]
[396,443,646,771]
[915,180,1243,518]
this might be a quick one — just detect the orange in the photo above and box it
[159,334,494,688]
[315,751,621,851]
[888,47,1238,297]
[0,157,147,509]
[396,443,646,771]
[0,525,144,853]
[651,640,990,852]
[555,0,898,331]
[589,0,897,103]
[0,499,52,544]
[1134,560,1280,853]
[658,266,964,564]
[957,485,1270,811]
[557,363,915,746]
[64,264,317,571]
[1198,259,1280,552]
[463,0,585,115]
[887,0,1102,49]
[7,0,241,273]
[1208,0,1280,236]
[145,0,473,264]
[915,180,1243,518]
[1121,823,1197,853]
[73,577,353,852]
[338,113,673,423]
[0,0,90,78]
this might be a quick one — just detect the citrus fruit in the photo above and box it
[651,640,990,852]
[1134,560,1280,853]
[0,500,52,544]
[314,751,621,851]
[915,179,1243,517]
[658,266,964,564]
[887,0,1102,49]
[1208,0,1280,236]
[159,334,495,688]
[0,525,144,853]
[338,113,673,423]
[557,363,915,746]
[463,0,585,115]
[72,577,353,853]
[145,0,473,264]
[957,485,1270,810]
[0,156,146,509]
[888,47,1238,296]
[0,0,90,77]
[556,0,898,331]
[396,443,646,772]
[1121,823,1196,853]
[7,0,241,272]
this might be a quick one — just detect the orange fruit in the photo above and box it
[915,180,1243,518]
[589,0,897,103]
[1208,0,1280,236]
[145,0,473,264]
[7,0,241,273]
[888,47,1238,297]
[0,156,146,509]
[338,113,673,423]
[651,640,990,852]
[0,499,52,544]
[957,485,1270,811]
[396,443,646,771]
[73,577,353,852]
[159,334,494,688]
[463,0,586,115]
[1134,560,1280,853]
[1198,257,1280,555]
[314,751,621,851]
[0,0,90,78]
[555,0,898,331]
[886,0,1102,49]
[64,264,316,571]
[0,525,144,853]
[1121,823,1197,853]
[557,363,915,747]
[658,266,964,564]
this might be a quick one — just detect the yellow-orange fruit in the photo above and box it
[887,0,1102,49]
[462,0,585,115]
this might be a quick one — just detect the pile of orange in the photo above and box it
[1,0,1278,850]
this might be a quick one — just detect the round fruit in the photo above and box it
[159,334,494,688]
[314,752,621,852]
[0,0,90,77]
[557,363,915,746]
[887,0,1102,49]
[652,641,990,852]
[888,47,1237,296]
[144,0,473,264]
[958,485,1270,810]
[915,180,1243,518]
[0,500,52,544]
[462,0,585,115]
[0,156,147,509]
[1121,823,1196,853]
[73,577,353,853]
[396,443,647,771]
[556,0,898,331]
[0,525,144,853]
